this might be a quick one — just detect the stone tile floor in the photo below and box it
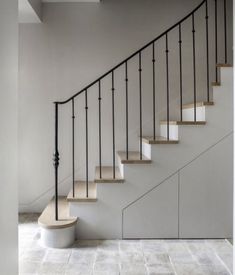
[19,213,233,275]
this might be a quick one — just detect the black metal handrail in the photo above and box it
[53,0,229,220]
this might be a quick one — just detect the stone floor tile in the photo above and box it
[19,261,41,275]
[120,240,142,252]
[169,251,196,264]
[21,248,46,263]
[95,250,120,264]
[98,240,119,251]
[71,241,98,253]
[65,263,93,275]
[184,239,206,244]
[164,240,188,253]
[147,272,175,275]
[141,241,167,254]
[93,262,120,275]
[200,264,231,275]
[194,251,222,265]
[43,249,71,264]
[38,262,66,274]
[93,272,120,275]
[141,240,163,244]
[120,251,145,264]
[206,240,233,254]
[173,263,205,275]
[144,253,170,265]
[74,239,99,248]
[146,263,175,274]
[69,250,95,265]
[187,241,214,254]
[120,263,147,275]
[216,253,233,273]
[19,239,42,250]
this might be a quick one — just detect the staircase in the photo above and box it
[38,0,233,247]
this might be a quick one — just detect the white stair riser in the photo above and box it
[142,141,151,159]
[117,156,124,178]
[160,124,179,140]
[182,106,206,121]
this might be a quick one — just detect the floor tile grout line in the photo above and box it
[214,251,233,275]
[185,241,199,264]
[168,254,178,275]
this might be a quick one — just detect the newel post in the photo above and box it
[53,102,59,221]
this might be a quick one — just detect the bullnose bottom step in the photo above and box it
[38,197,78,229]
[67,181,97,202]
[117,151,151,164]
[142,136,179,144]
[216,63,232,67]
[95,166,124,183]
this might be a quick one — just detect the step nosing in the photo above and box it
[67,181,97,201]
[94,166,124,182]
[117,151,150,162]
[142,137,179,144]
[160,121,206,125]
[182,101,214,109]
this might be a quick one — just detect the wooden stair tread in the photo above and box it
[117,151,151,164]
[67,181,97,202]
[38,197,78,229]
[160,121,206,125]
[212,81,221,86]
[216,63,232,67]
[95,166,124,183]
[142,136,179,144]
[182,101,214,109]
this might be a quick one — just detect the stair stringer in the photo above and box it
[69,67,233,239]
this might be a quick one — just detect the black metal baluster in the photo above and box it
[72,98,75,197]
[214,0,218,83]
[192,13,197,121]
[205,0,210,102]
[112,71,116,178]
[139,52,143,159]
[152,43,156,140]
[165,33,170,140]
[125,62,129,160]
[178,24,183,121]
[98,80,102,179]
[85,90,88,197]
[53,102,59,220]
[224,0,227,63]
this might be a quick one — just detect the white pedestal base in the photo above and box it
[40,225,76,248]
